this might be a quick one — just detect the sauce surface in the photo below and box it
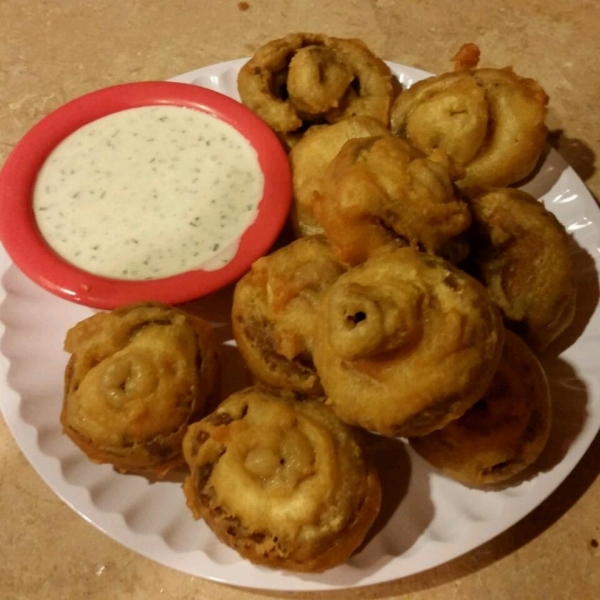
[33,105,264,279]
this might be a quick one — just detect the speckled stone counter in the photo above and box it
[1,1,599,598]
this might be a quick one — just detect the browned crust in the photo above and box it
[231,237,345,396]
[189,460,381,572]
[230,298,322,395]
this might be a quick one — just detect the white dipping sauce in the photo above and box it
[33,105,264,279]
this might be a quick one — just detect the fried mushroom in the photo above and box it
[237,33,394,136]
[61,302,220,476]
[312,247,504,437]
[410,330,551,486]
[312,135,472,265]
[391,44,549,191]
[182,387,381,572]
[232,236,345,396]
[468,188,576,352]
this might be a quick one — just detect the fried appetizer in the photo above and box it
[312,248,504,437]
[182,387,381,572]
[410,331,551,486]
[290,116,390,237]
[232,236,345,396]
[312,135,471,265]
[237,33,393,136]
[61,302,220,476]
[469,188,576,352]
[390,43,549,191]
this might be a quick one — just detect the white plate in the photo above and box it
[1,59,599,591]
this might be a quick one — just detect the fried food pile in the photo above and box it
[60,33,578,574]
[230,34,575,560]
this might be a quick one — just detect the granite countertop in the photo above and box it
[1,1,599,598]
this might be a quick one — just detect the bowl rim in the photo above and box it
[0,81,291,309]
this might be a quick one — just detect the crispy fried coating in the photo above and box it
[237,33,394,135]
[287,45,354,114]
[182,387,381,572]
[312,135,471,265]
[452,42,481,71]
[410,331,551,486]
[469,188,576,352]
[61,302,220,476]
[312,248,504,437]
[290,116,390,237]
[323,37,394,125]
[391,44,549,191]
[232,236,345,396]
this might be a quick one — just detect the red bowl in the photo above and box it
[0,81,291,309]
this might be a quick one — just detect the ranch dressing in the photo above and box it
[33,105,264,279]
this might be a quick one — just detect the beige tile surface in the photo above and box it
[1,1,599,598]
